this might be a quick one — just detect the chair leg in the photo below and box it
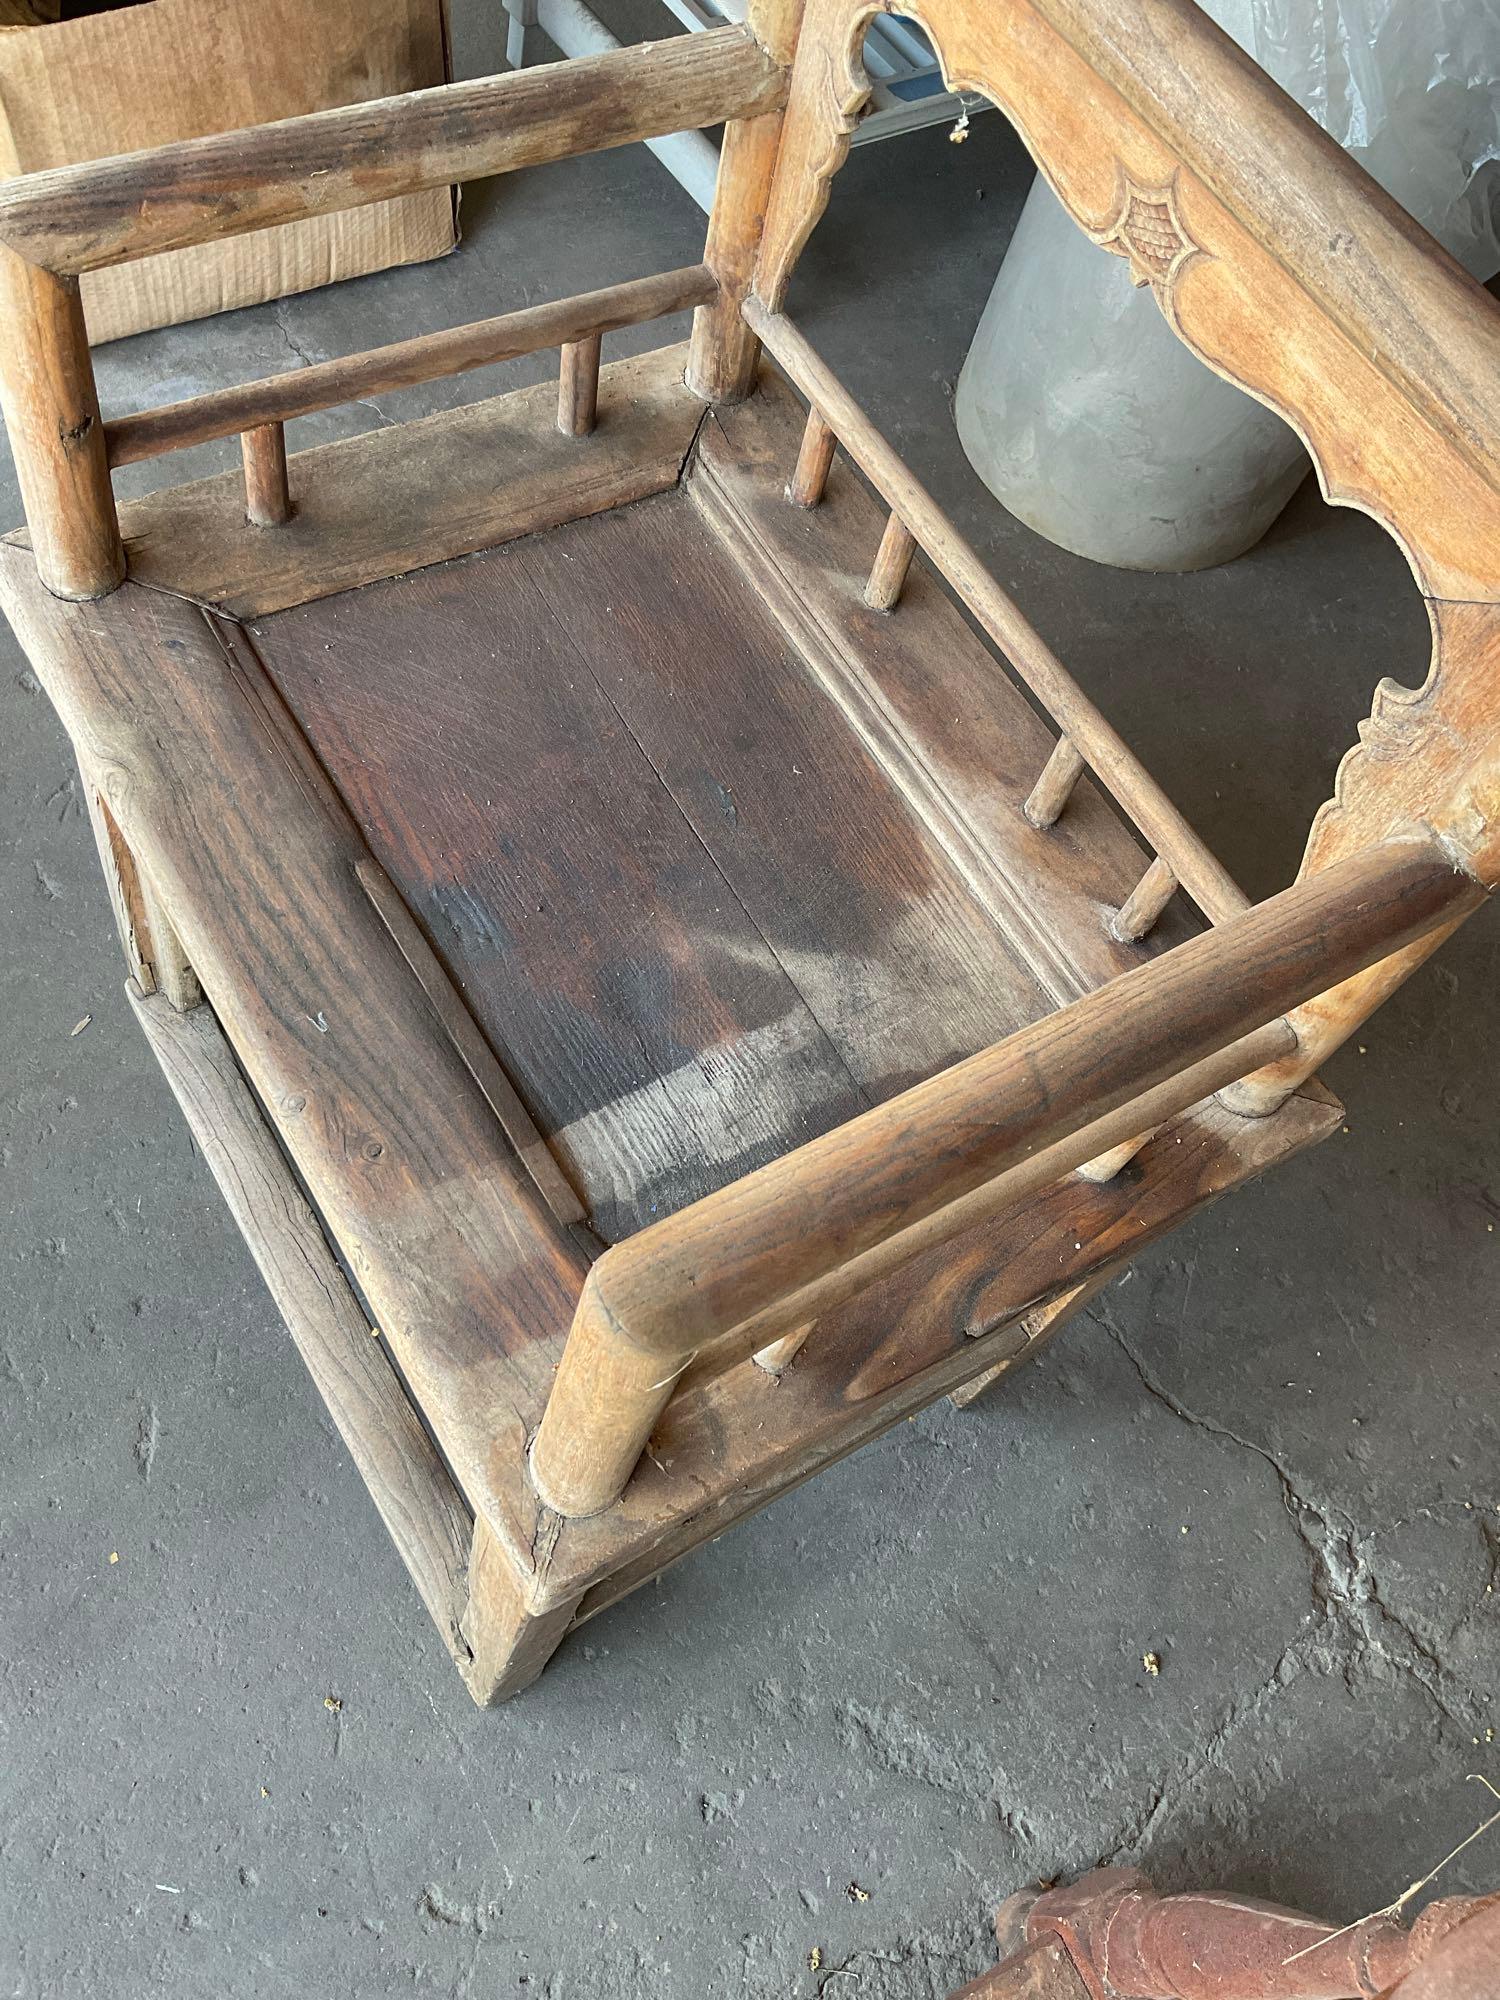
[460,1516,580,1705]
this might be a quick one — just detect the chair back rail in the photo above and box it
[104,265,716,466]
[0,29,783,276]
[0,27,783,600]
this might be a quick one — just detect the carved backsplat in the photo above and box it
[754,0,1500,603]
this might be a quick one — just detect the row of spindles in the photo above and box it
[233,332,609,531]
[786,399,1192,1187]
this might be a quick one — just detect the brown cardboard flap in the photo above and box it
[0,0,456,343]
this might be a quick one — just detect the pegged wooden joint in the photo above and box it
[864,512,917,611]
[558,330,602,437]
[1024,736,1086,830]
[241,422,292,527]
[1111,855,1179,942]
[787,406,835,507]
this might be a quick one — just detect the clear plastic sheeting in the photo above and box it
[955,0,1500,572]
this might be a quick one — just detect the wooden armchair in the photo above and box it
[2,0,1495,1702]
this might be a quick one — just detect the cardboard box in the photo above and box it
[0,0,456,344]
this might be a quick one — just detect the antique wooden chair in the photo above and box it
[2,0,1495,1703]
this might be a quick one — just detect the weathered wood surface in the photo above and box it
[743,306,1249,927]
[49,344,708,620]
[529,1014,1296,1513]
[518,493,1063,1080]
[240,422,291,528]
[353,856,586,1229]
[0,246,122,599]
[753,0,1500,600]
[544,1080,1342,1613]
[948,1274,1110,1410]
[0,29,785,276]
[686,109,788,404]
[557,331,602,439]
[532,839,1472,1513]
[692,377,1201,1002]
[462,1517,581,1705]
[0,547,587,1570]
[128,982,476,1670]
[253,510,869,1243]
[78,751,158,994]
[106,267,715,466]
[1228,597,1500,1112]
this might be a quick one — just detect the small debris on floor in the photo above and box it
[324,1695,342,1713]
[71,1014,91,1036]
[1143,1651,1161,1677]
[808,1946,822,1972]
[107,1550,118,1565]
[846,1881,870,1903]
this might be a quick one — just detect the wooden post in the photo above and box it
[528,1267,691,1518]
[241,422,292,526]
[1024,736,1086,829]
[1112,856,1179,942]
[557,331,602,436]
[788,407,835,507]
[864,513,917,611]
[753,1323,813,1375]
[685,0,805,403]
[0,246,123,599]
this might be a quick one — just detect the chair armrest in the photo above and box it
[754,0,1500,600]
[530,833,1481,1516]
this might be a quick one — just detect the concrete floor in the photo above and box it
[3,10,1498,1997]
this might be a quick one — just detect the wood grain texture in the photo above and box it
[240,423,292,528]
[0,549,588,1573]
[0,246,122,599]
[78,752,157,994]
[947,1274,1109,1410]
[557,331,602,438]
[462,1517,580,1704]
[742,308,1249,927]
[105,267,715,466]
[1227,597,1500,1112]
[517,494,1062,1090]
[686,109,790,404]
[753,0,1500,600]
[252,515,870,1243]
[0,29,785,276]
[540,1079,1343,1611]
[128,982,476,1670]
[83,344,708,620]
[530,1017,1299,1513]
[692,375,1202,1004]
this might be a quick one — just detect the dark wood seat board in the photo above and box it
[250,499,1066,1239]
[249,370,1213,1246]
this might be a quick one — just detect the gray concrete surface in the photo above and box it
[3,9,1498,1997]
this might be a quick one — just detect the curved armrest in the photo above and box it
[754,0,1500,600]
[531,834,1482,1516]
